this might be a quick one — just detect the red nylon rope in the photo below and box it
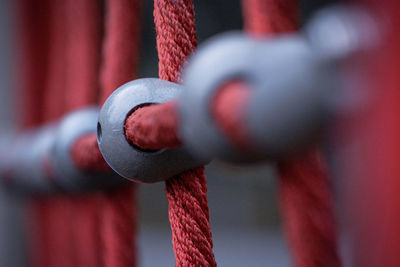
[96,0,141,267]
[22,0,142,266]
[27,1,76,267]
[41,1,102,267]
[341,1,400,266]
[241,1,341,266]
[17,0,340,266]
[123,1,341,266]
[153,0,216,266]
[16,1,51,266]
[26,0,103,266]
[63,1,103,266]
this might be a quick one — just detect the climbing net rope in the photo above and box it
[1,0,389,266]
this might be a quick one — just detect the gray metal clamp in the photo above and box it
[98,78,208,183]
[180,5,375,162]
[51,107,125,191]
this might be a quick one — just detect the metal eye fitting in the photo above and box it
[98,78,208,183]
[51,107,125,191]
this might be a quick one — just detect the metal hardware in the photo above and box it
[98,78,208,183]
[51,107,124,191]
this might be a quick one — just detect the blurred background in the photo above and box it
[0,0,338,266]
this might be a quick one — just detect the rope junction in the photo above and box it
[1,0,378,266]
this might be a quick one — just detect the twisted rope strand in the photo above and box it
[154,0,216,266]
[97,0,141,266]
[241,0,341,266]
[25,1,77,266]
[99,187,137,267]
[63,1,104,266]
[278,152,341,267]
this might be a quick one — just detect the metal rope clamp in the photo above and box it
[179,32,324,163]
[180,32,274,163]
[6,126,59,193]
[51,107,125,191]
[180,5,375,163]
[97,78,208,183]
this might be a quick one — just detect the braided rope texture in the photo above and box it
[97,0,141,266]
[99,187,137,267]
[241,0,341,266]
[72,133,110,172]
[63,1,104,266]
[22,0,140,266]
[242,0,298,35]
[20,0,77,266]
[154,0,217,266]
[278,152,341,267]
[125,101,181,150]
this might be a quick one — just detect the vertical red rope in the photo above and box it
[341,1,400,266]
[242,0,298,35]
[24,1,76,267]
[29,1,103,267]
[241,1,341,266]
[63,1,103,267]
[17,0,51,129]
[16,1,52,266]
[154,0,216,266]
[99,0,142,105]
[98,1,141,267]
[99,187,137,267]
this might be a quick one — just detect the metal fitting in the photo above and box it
[181,5,376,162]
[6,126,58,193]
[51,107,124,191]
[98,78,208,183]
[180,32,267,163]
[180,32,326,161]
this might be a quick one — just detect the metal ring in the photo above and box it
[247,37,333,158]
[51,107,125,191]
[180,32,268,163]
[8,126,58,193]
[181,31,333,161]
[98,78,208,183]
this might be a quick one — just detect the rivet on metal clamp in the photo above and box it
[98,78,208,183]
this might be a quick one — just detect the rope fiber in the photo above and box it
[154,0,217,266]
[17,0,341,266]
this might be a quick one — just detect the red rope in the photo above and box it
[242,0,298,35]
[153,0,216,266]
[99,187,138,267]
[96,0,141,266]
[18,0,339,266]
[241,0,341,266]
[17,0,51,129]
[21,1,76,266]
[278,153,341,267]
[71,133,110,172]
[121,1,341,266]
[47,1,103,267]
[26,0,103,266]
[99,0,141,105]
[125,101,181,150]
[16,1,51,266]
[63,1,103,266]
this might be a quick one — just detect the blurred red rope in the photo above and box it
[96,0,141,266]
[241,1,341,266]
[153,0,216,266]
[18,0,341,266]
